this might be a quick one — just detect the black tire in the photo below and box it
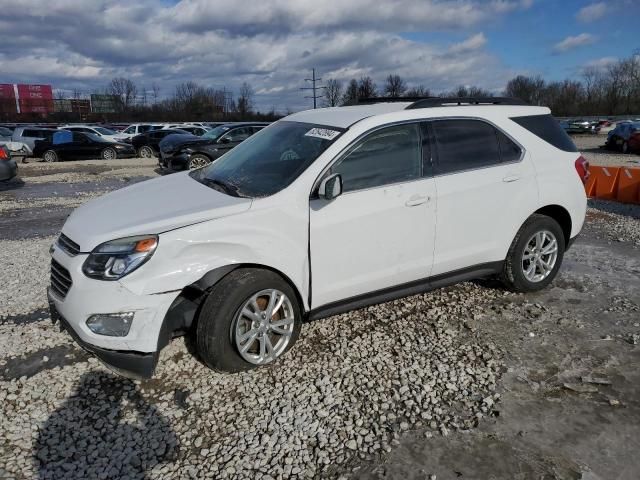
[196,268,302,372]
[138,146,154,158]
[187,154,211,170]
[501,214,565,293]
[101,147,117,160]
[42,150,58,163]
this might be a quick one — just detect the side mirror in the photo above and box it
[219,136,231,144]
[318,173,343,201]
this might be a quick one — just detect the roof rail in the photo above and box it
[355,96,434,105]
[406,97,527,109]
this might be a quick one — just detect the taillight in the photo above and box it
[574,155,589,184]
[0,147,8,160]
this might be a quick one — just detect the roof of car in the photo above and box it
[286,101,548,129]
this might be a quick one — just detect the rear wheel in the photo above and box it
[42,150,58,163]
[622,141,629,154]
[196,269,302,372]
[188,154,211,170]
[138,146,154,158]
[501,214,565,292]
[102,147,117,160]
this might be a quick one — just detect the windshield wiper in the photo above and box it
[200,177,243,197]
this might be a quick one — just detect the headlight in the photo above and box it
[82,235,158,280]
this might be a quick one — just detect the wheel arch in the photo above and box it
[157,263,307,351]
[533,204,572,247]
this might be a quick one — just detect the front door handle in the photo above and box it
[405,195,430,207]
[503,175,520,183]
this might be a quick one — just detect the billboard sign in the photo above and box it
[90,94,119,113]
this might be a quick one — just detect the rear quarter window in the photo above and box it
[511,114,577,152]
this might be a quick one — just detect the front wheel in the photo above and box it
[188,154,211,170]
[42,150,58,163]
[101,147,116,160]
[501,214,565,292]
[196,269,302,372]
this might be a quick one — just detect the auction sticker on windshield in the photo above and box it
[305,128,341,140]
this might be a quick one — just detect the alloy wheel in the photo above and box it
[188,155,210,169]
[232,289,296,365]
[521,230,559,282]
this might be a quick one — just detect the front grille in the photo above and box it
[51,259,73,298]
[57,233,80,256]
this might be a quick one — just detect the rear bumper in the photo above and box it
[48,289,157,379]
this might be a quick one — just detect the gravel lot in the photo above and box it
[573,134,640,168]
[1,155,639,479]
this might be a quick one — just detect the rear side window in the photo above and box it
[497,131,522,163]
[23,129,38,137]
[432,119,501,174]
[511,114,577,152]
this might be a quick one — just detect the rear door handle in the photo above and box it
[405,195,430,207]
[503,175,520,183]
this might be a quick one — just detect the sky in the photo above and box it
[0,0,638,113]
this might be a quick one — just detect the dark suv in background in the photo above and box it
[158,122,268,171]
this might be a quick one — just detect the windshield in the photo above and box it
[86,133,110,143]
[202,125,231,140]
[93,127,117,135]
[191,121,343,198]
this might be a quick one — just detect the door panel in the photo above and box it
[309,179,437,308]
[309,122,436,308]
[429,119,538,276]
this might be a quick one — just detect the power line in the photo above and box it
[300,68,325,109]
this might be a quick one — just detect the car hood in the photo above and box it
[62,172,252,251]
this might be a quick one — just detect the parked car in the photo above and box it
[47,97,587,379]
[60,125,127,143]
[130,129,191,158]
[158,122,268,171]
[11,126,58,150]
[605,121,640,153]
[0,126,32,160]
[119,124,164,138]
[0,145,17,181]
[33,131,136,162]
[160,125,209,136]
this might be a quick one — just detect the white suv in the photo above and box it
[48,98,588,378]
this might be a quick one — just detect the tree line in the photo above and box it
[323,53,640,116]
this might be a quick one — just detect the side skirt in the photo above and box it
[307,261,503,321]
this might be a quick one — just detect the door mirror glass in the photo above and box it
[318,173,343,200]
[219,136,232,144]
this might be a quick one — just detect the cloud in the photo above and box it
[448,33,487,54]
[582,56,617,71]
[576,2,607,22]
[552,33,596,53]
[0,0,530,111]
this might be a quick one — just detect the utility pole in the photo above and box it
[300,68,324,109]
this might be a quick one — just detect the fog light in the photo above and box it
[86,312,134,337]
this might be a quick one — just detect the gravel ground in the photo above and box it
[1,157,639,479]
[573,134,640,168]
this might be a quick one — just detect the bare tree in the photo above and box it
[323,79,343,107]
[107,77,138,111]
[151,83,161,105]
[405,85,431,97]
[357,76,377,99]
[236,82,254,118]
[342,79,359,105]
[384,74,407,97]
[504,75,546,105]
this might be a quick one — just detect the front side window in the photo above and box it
[191,121,343,198]
[432,119,501,174]
[221,127,253,143]
[331,123,422,193]
[123,126,135,134]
